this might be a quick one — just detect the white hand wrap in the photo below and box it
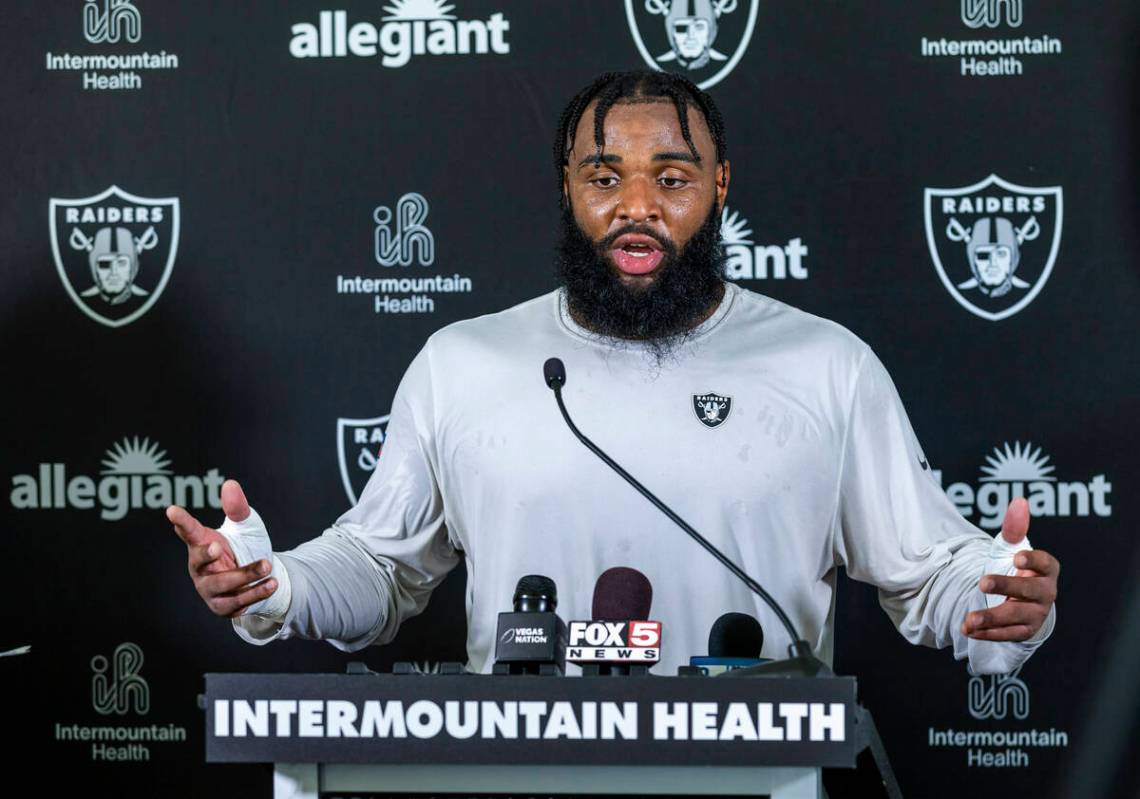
[981,530,1033,610]
[217,506,292,619]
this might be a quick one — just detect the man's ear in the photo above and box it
[561,166,570,209]
[715,160,731,211]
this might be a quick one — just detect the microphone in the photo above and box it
[592,566,652,620]
[543,357,830,678]
[568,567,661,675]
[681,612,771,676]
[492,575,567,676]
[710,611,764,658]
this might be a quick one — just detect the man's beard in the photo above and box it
[555,199,726,362]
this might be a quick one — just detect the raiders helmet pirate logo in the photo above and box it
[625,0,760,90]
[49,186,179,328]
[925,174,1062,322]
[337,415,389,505]
[693,392,732,428]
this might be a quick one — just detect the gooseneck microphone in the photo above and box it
[543,357,828,677]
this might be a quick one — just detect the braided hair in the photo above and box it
[553,70,728,206]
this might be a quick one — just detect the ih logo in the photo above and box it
[693,392,731,428]
[625,0,759,89]
[84,0,142,44]
[924,174,1062,321]
[961,0,1022,29]
[91,642,149,716]
[49,185,180,327]
[968,665,1029,720]
[374,192,434,267]
[337,415,389,504]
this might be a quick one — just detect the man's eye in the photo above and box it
[591,176,619,188]
[659,177,687,188]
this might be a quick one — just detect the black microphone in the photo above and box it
[543,357,829,678]
[569,567,661,676]
[709,612,764,658]
[492,575,567,676]
[680,612,770,676]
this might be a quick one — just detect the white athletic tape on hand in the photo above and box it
[981,530,1033,610]
[217,507,291,619]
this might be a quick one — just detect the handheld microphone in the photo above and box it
[681,612,771,676]
[568,567,661,675]
[592,566,652,620]
[543,357,830,678]
[492,575,566,676]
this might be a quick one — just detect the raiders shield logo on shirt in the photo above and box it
[693,392,731,428]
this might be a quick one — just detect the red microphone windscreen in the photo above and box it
[591,566,653,620]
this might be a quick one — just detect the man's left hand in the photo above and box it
[962,497,1060,642]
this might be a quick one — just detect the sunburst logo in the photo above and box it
[101,437,172,475]
[719,206,808,281]
[383,0,456,20]
[978,441,1055,483]
[720,208,753,246]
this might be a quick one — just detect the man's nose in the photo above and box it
[615,177,661,224]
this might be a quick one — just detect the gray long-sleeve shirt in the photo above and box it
[233,281,1053,674]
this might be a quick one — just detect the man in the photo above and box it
[169,71,1057,675]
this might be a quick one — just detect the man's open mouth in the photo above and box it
[609,233,665,276]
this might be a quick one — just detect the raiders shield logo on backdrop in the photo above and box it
[924,174,1062,321]
[336,415,389,505]
[693,392,731,428]
[49,186,179,328]
[625,0,760,89]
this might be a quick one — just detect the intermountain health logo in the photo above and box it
[50,185,180,327]
[92,642,148,715]
[45,1,180,91]
[9,437,223,521]
[968,666,1028,721]
[626,0,759,89]
[924,174,1061,321]
[337,416,389,504]
[920,1,1062,77]
[928,667,1069,768]
[720,207,808,281]
[335,194,473,315]
[54,642,188,763]
[934,441,1111,529]
[289,1,510,68]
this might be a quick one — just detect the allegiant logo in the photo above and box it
[9,437,223,521]
[289,2,510,68]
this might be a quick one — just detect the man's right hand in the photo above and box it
[168,479,278,619]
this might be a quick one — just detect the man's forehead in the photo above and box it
[569,98,713,159]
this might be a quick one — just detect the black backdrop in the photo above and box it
[3,1,1138,796]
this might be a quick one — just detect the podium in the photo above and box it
[204,671,876,799]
